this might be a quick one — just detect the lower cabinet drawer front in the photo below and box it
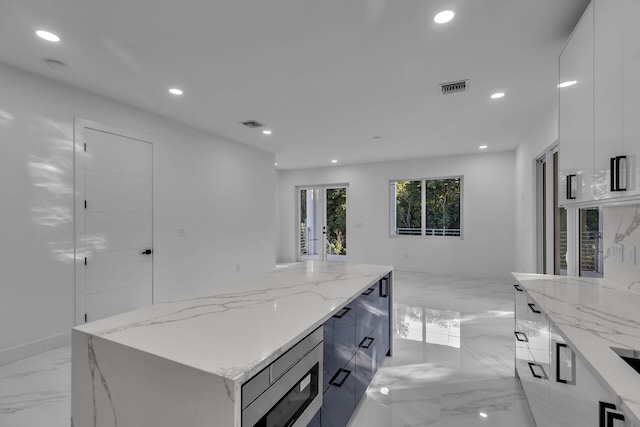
[322,356,356,427]
[323,304,356,393]
[518,355,551,427]
[354,335,376,405]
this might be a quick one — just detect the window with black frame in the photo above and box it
[390,177,462,238]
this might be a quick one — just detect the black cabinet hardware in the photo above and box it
[555,342,576,385]
[333,306,351,319]
[513,284,523,292]
[567,174,577,199]
[141,249,153,255]
[599,401,625,427]
[528,362,547,379]
[329,369,351,387]
[361,288,375,296]
[528,303,541,314]
[358,337,374,349]
[379,277,389,298]
[610,156,627,192]
[515,331,528,342]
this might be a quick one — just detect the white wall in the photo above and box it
[0,63,276,363]
[277,151,516,277]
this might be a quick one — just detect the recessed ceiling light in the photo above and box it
[36,30,60,42]
[331,159,338,163]
[558,80,577,88]
[491,92,505,99]
[169,88,183,95]
[274,162,278,166]
[263,130,272,135]
[480,412,488,418]
[479,145,488,149]
[434,10,455,24]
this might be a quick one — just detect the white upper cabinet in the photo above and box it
[593,0,624,200]
[622,0,640,198]
[559,2,594,204]
[559,0,640,206]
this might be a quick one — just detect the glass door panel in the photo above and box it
[299,188,321,261]
[325,187,347,262]
[298,185,348,262]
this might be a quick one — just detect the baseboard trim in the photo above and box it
[0,331,71,366]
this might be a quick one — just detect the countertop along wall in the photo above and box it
[276,151,516,278]
[0,63,276,364]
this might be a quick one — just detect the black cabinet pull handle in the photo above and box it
[556,342,576,385]
[362,288,375,296]
[567,174,577,199]
[599,401,625,427]
[610,156,627,192]
[329,368,351,387]
[513,284,523,292]
[141,249,153,255]
[359,337,374,349]
[528,362,547,379]
[333,306,351,319]
[514,331,528,342]
[528,303,541,314]
[379,277,389,298]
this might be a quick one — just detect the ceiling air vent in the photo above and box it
[440,80,468,95]
[240,120,265,128]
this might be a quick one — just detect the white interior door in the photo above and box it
[298,185,347,262]
[75,122,153,323]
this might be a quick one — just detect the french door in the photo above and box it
[297,185,348,262]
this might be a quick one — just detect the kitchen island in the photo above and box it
[513,273,640,426]
[71,261,392,427]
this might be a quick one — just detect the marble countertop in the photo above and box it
[512,273,640,425]
[74,261,392,385]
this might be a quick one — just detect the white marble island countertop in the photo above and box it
[74,261,392,384]
[513,273,640,426]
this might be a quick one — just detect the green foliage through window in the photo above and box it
[391,177,462,237]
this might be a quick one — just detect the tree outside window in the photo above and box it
[391,177,462,237]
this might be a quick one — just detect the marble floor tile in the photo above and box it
[0,270,535,427]
[349,271,536,427]
[0,345,71,427]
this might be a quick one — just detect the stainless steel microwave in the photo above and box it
[242,327,323,427]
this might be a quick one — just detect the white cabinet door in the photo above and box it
[549,323,632,427]
[549,325,579,427]
[622,0,640,197]
[525,297,551,426]
[559,2,595,204]
[593,0,625,201]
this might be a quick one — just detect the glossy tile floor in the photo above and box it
[0,271,536,427]
[349,271,536,427]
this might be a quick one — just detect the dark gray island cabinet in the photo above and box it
[71,262,392,427]
[309,273,391,427]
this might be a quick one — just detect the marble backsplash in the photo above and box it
[603,204,640,291]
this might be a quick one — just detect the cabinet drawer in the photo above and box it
[323,303,356,392]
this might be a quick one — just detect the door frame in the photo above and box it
[536,144,559,274]
[73,118,154,325]
[295,183,349,262]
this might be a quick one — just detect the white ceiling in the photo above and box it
[0,0,589,169]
